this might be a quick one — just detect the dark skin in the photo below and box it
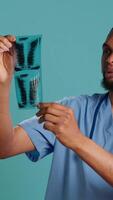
[101,33,113,111]
[36,33,113,186]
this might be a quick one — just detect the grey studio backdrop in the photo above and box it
[0,0,113,199]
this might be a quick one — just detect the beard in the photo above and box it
[101,74,113,91]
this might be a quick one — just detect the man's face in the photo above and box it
[101,33,113,91]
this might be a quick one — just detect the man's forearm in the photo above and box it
[0,86,14,157]
[71,133,113,186]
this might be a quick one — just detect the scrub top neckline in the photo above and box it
[105,92,113,134]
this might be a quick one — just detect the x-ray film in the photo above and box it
[14,34,42,109]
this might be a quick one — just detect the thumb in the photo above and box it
[5,35,16,42]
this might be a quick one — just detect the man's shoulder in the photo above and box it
[57,92,107,107]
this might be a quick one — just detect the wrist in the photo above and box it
[70,131,86,152]
[0,84,11,96]
[0,87,10,113]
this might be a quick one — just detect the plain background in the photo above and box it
[0,0,113,199]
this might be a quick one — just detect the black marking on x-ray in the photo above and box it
[15,43,25,67]
[20,74,28,78]
[31,66,40,70]
[28,39,38,67]
[15,66,40,71]
[15,67,21,71]
[17,77,27,107]
[19,37,28,41]
[29,79,38,104]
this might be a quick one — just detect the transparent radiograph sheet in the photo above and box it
[14,35,42,109]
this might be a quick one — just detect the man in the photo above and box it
[0,29,113,200]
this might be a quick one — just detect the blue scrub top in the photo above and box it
[19,93,113,200]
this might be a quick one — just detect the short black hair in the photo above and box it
[106,28,113,41]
